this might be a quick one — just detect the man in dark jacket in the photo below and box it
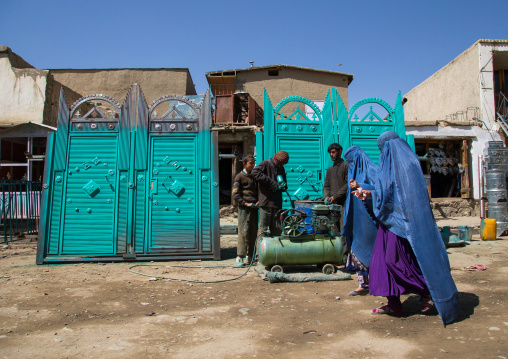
[251,150,289,237]
[323,143,348,237]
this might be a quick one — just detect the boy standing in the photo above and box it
[232,155,258,266]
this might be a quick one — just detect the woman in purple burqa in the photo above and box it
[368,224,429,312]
[353,131,459,325]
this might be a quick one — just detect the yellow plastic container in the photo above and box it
[480,218,497,240]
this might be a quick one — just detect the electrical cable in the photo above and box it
[127,231,267,284]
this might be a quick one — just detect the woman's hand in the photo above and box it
[354,187,372,200]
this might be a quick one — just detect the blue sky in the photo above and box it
[1,0,506,106]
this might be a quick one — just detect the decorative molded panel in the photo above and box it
[273,95,323,121]
[72,122,118,132]
[351,125,391,135]
[276,122,321,134]
[70,94,121,120]
[148,95,202,131]
[150,121,198,133]
[82,180,101,198]
[344,93,410,164]
[348,97,395,122]
[293,186,310,200]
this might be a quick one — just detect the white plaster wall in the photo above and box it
[404,43,481,123]
[407,125,501,199]
[0,57,48,126]
[404,41,508,200]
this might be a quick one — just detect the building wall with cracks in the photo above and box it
[0,46,48,127]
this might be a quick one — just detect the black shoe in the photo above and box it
[349,288,369,296]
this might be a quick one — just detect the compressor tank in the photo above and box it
[257,235,344,267]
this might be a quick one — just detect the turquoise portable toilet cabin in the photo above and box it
[257,88,414,207]
[36,85,220,264]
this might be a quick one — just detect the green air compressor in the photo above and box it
[257,199,344,274]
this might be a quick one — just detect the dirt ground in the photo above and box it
[1,234,507,359]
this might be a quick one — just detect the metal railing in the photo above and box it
[210,81,236,97]
[0,181,41,243]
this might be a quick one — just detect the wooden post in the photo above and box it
[231,144,242,206]
[461,139,471,198]
[425,142,431,198]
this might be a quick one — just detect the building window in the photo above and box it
[268,69,279,76]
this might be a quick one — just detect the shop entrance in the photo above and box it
[415,139,471,198]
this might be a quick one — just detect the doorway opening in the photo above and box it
[218,142,243,205]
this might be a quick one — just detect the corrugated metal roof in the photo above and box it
[206,64,354,84]
[0,121,56,138]
[0,121,56,131]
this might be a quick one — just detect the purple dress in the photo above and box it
[369,224,429,297]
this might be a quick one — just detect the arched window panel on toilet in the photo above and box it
[337,92,413,165]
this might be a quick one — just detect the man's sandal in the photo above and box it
[372,305,403,315]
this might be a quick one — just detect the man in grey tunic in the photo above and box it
[323,143,348,242]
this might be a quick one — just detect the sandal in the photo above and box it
[349,288,369,296]
[372,305,403,315]
[421,296,434,313]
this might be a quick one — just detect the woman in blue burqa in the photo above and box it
[352,131,460,325]
[341,146,379,296]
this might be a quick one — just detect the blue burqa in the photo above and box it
[373,131,460,325]
[341,146,379,267]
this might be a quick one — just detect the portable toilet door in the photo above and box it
[142,92,220,259]
[37,89,130,263]
[335,90,415,164]
[258,90,338,206]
